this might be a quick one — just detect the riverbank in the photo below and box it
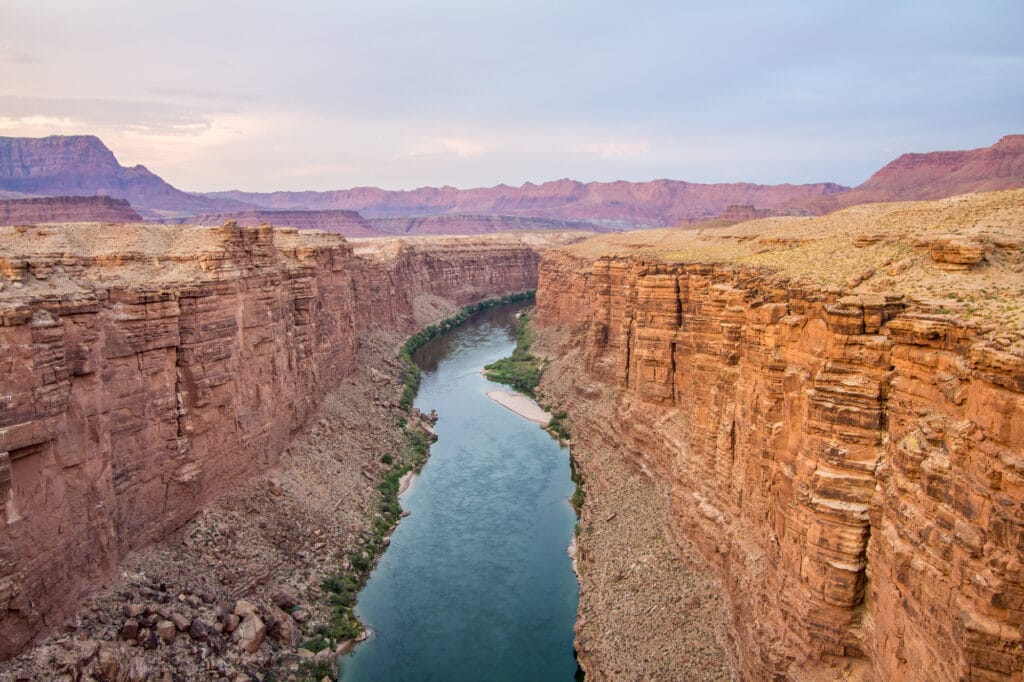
[534,329,735,681]
[485,390,551,425]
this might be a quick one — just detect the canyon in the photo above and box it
[159,210,605,238]
[0,185,1021,680]
[533,189,1024,680]
[0,222,575,678]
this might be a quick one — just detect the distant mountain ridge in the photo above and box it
[1,134,1022,228]
[205,178,848,227]
[785,134,1024,214]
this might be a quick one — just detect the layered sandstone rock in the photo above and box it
[535,190,1024,680]
[0,196,142,225]
[0,222,553,659]
[717,203,812,222]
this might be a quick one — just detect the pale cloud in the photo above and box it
[280,162,364,179]
[405,137,489,159]
[0,114,80,132]
[0,0,1021,191]
[0,46,43,64]
[577,140,650,159]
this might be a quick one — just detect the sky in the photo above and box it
[1,1,1022,192]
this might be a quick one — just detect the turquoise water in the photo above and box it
[339,304,580,682]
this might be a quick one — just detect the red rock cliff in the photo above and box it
[0,196,143,225]
[787,134,1024,215]
[0,223,548,659]
[535,192,1024,680]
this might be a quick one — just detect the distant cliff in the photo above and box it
[0,196,142,225]
[0,136,249,219]
[368,213,607,235]
[158,208,380,237]
[205,179,847,227]
[787,134,1024,214]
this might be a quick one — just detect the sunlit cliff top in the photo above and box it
[0,222,587,301]
[560,189,1024,341]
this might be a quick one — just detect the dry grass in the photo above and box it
[561,189,1024,341]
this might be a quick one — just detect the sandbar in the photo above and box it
[485,390,551,425]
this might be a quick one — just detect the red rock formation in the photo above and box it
[536,249,1024,680]
[717,203,812,222]
[0,136,250,219]
[160,209,380,237]
[368,214,607,235]
[788,135,1024,215]
[0,196,142,225]
[206,179,847,228]
[0,224,545,659]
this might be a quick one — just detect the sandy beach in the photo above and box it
[485,390,551,425]
[399,471,416,496]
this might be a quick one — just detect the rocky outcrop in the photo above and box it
[368,213,607,235]
[788,134,1024,215]
[159,209,380,237]
[534,192,1024,680]
[0,136,251,219]
[206,179,848,228]
[717,203,813,222]
[0,196,143,225]
[0,223,550,660]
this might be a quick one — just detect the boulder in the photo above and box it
[233,599,259,619]
[271,585,299,611]
[120,619,139,641]
[170,612,191,631]
[156,620,177,644]
[233,614,266,653]
[268,606,300,646]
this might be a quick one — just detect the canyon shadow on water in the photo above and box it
[339,303,580,682]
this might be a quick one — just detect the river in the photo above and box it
[339,303,580,681]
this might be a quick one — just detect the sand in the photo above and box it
[398,471,416,497]
[485,390,551,425]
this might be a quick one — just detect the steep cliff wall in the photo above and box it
[0,223,548,659]
[535,191,1024,680]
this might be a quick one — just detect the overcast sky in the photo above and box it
[1,1,1022,192]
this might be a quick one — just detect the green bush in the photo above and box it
[484,312,544,396]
